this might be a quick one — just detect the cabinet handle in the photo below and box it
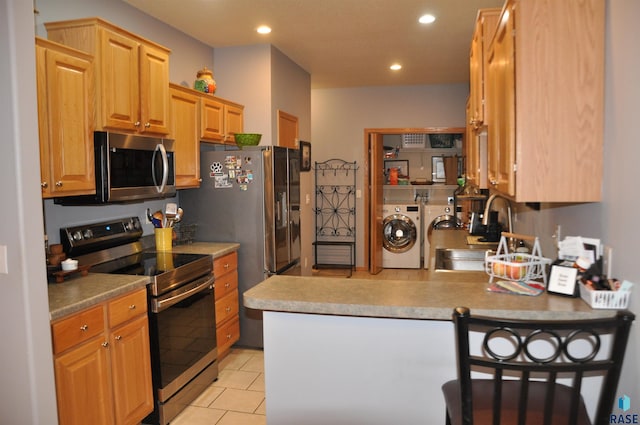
[226,333,232,339]
[225,282,230,288]
[134,121,141,127]
[225,306,231,312]
[55,181,63,187]
[224,263,230,269]
[41,182,48,189]
[102,342,109,348]
[80,324,88,331]
[144,122,151,128]
[128,304,136,310]
[115,335,122,341]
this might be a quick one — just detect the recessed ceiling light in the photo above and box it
[418,14,436,24]
[257,25,272,34]
[390,64,402,71]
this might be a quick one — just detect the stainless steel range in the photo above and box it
[61,217,218,425]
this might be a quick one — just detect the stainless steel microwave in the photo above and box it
[55,131,176,205]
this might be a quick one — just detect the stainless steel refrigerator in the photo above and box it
[179,146,300,348]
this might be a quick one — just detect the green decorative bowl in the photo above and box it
[235,133,262,147]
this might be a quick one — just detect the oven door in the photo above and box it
[148,274,217,402]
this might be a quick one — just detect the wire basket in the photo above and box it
[173,223,197,245]
[579,282,632,309]
[485,233,552,285]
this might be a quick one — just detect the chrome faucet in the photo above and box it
[481,193,513,234]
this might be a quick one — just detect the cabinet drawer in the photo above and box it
[215,290,239,325]
[215,269,238,301]
[108,288,148,328]
[213,252,237,277]
[216,315,240,354]
[52,305,105,354]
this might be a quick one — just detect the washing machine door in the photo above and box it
[382,214,417,253]
[427,214,461,242]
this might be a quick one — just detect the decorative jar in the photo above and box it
[194,66,216,94]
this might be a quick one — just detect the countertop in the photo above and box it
[48,242,240,321]
[244,230,617,321]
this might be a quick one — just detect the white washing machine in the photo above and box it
[382,204,421,268]
[422,202,459,269]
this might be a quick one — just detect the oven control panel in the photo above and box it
[60,216,143,255]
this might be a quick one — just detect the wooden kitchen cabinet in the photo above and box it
[466,9,499,189]
[200,96,244,145]
[45,17,171,136]
[214,252,240,357]
[169,83,201,188]
[468,8,501,131]
[35,37,96,199]
[51,288,153,425]
[485,0,605,202]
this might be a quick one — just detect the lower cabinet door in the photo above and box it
[110,315,154,425]
[217,315,240,356]
[54,336,115,425]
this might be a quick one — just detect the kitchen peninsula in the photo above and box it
[244,231,618,424]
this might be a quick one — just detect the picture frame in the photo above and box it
[431,156,446,183]
[384,160,409,177]
[300,140,311,172]
[547,262,579,297]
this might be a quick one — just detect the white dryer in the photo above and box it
[422,203,459,269]
[382,204,421,268]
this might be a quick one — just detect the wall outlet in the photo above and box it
[552,225,562,251]
[603,245,613,278]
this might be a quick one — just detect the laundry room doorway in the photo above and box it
[364,128,465,274]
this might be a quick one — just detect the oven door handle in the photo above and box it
[151,275,214,313]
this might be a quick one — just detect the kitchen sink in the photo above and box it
[434,248,491,272]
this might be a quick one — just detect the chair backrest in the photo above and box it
[452,306,635,425]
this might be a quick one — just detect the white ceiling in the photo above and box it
[123,0,504,89]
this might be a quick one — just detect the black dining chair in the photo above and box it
[442,306,635,425]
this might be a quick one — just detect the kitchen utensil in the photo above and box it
[165,202,178,227]
[234,133,262,147]
[152,210,164,227]
[174,207,183,224]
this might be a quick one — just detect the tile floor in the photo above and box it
[170,268,426,425]
[171,348,267,425]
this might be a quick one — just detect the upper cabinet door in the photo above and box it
[485,0,605,202]
[224,102,244,145]
[486,6,516,197]
[36,38,96,198]
[99,28,140,132]
[169,84,201,188]
[468,8,501,130]
[200,96,225,142]
[139,44,170,135]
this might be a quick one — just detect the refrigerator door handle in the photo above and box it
[281,192,288,228]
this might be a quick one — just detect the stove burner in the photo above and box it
[90,251,209,276]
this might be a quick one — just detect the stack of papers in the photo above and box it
[558,236,601,263]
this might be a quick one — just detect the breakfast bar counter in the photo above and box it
[243,230,615,425]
